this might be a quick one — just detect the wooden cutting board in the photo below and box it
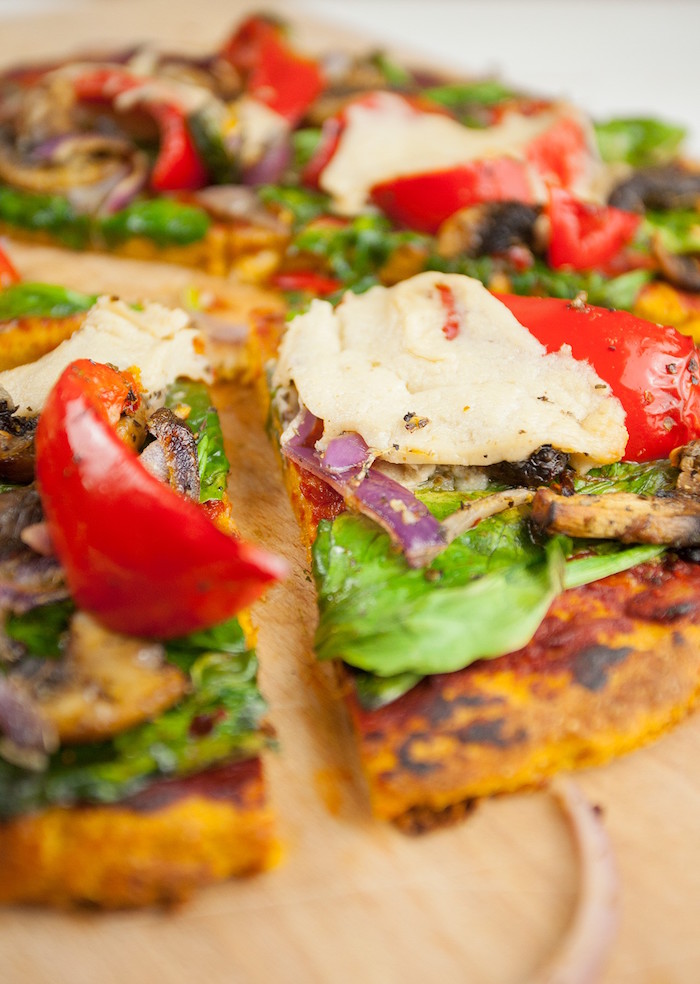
[1,5,699,982]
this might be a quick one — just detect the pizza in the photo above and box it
[0,13,698,339]
[0,267,285,906]
[2,8,700,919]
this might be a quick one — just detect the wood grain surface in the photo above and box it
[1,5,699,982]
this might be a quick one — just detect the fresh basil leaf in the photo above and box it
[595,117,686,167]
[100,199,210,247]
[5,599,75,659]
[424,80,515,110]
[0,282,96,320]
[575,459,677,496]
[165,379,229,502]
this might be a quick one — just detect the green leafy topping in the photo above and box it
[314,512,567,676]
[5,600,75,659]
[0,282,96,319]
[508,260,652,310]
[100,199,211,247]
[351,668,424,711]
[292,212,430,294]
[0,616,269,819]
[595,117,686,167]
[258,183,330,230]
[575,459,678,496]
[165,379,228,502]
[643,209,700,256]
[424,80,516,110]
[188,106,238,185]
[0,185,90,248]
[370,51,413,87]
[291,128,324,173]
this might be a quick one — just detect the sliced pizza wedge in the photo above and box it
[251,269,700,828]
[0,286,284,906]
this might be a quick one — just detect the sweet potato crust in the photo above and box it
[343,557,700,821]
[0,757,277,908]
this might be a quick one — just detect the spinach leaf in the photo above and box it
[100,199,210,247]
[643,210,700,255]
[5,600,75,659]
[165,379,228,502]
[0,616,268,819]
[575,459,677,496]
[595,117,686,167]
[0,186,91,248]
[0,282,96,319]
[313,509,566,676]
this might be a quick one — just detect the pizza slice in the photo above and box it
[251,268,700,829]
[0,274,285,906]
[0,13,698,335]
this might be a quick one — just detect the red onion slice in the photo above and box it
[282,411,446,567]
[529,778,620,984]
[242,134,292,186]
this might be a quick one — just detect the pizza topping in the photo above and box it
[35,360,286,638]
[0,676,57,769]
[547,188,641,271]
[672,439,700,493]
[309,91,602,220]
[275,271,628,472]
[0,295,210,416]
[531,487,700,547]
[141,406,201,501]
[0,390,37,482]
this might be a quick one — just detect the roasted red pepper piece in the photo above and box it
[270,270,342,296]
[547,188,641,271]
[73,67,208,191]
[370,159,534,234]
[35,360,285,638]
[499,294,700,461]
[220,15,323,124]
[0,243,20,287]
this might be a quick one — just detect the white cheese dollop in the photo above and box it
[273,272,628,470]
[0,296,210,414]
[319,91,603,215]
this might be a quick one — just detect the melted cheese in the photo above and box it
[319,91,602,215]
[274,272,628,470]
[0,296,210,414]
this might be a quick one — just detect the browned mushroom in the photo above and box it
[0,390,37,484]
[608,164,700,213]
[531,487,700,547]
[437,202,543,259]
[140,406,201,501]
[671,440,700,493]
[0,484,43,558]
[651,236,700,293]
[19,611,189,744]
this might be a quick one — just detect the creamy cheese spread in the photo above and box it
[0,296,210,414]
[274,271,628,470]
[319,91,603,215]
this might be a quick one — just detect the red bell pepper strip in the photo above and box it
[270,270,342,296]
[0,243,20,287]
[499,294,700,462]
[73,67,208,192]
[547,188,641,271]
[220,15,324,124]
[370,159,534,234]
[35,360,285,639]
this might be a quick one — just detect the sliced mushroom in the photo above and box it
[608,164,700,213]
[0,390,37,483]
[489,445,571,490]
[141,406,200,501]
[0,551,67,614]
[531,488,700,547]
[20,611,189,744]
[437,202,542,259]
[671,440,700,493]
[651,236,700,293]
[0,484,43,559]
[0,675,58,769]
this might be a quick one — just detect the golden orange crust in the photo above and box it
[0,312,85,370]
[343,557,700,821]
[0,758,277,908]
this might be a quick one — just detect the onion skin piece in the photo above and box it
[529,779,619,984]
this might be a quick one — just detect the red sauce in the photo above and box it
[435,283,460,340]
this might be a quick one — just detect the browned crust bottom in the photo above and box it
[343,558,700,821]
[0,757,277,908]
